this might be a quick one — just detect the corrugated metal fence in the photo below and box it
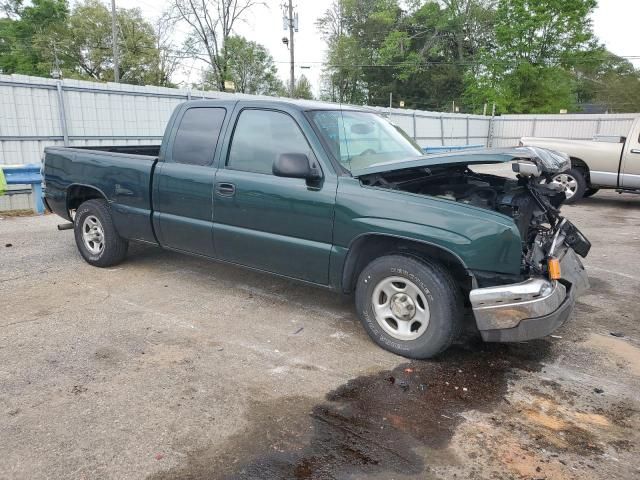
[490,113,637,147]
[375,107,492,147]
[1,73,637,211]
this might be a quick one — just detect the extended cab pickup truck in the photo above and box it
[521,116,640,202]
[43,99,590,359]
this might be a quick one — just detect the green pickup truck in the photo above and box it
[43,99,590,358]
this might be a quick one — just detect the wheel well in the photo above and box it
[66,185,106,215]
[342,235,472,294]
[570,157,590,182]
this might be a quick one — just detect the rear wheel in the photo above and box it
[355,255,463,359]
[74,199,128,267]
[584,187,599,198]
[550,168,586,203]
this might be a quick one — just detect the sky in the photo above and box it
[126,0,330,94]
[114,0,640,94]
[591,0,640,67]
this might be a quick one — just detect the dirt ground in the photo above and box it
[1,190,639,480]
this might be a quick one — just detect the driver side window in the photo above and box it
[227,109,312,175]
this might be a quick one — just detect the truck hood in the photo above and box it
[350,146,570,177]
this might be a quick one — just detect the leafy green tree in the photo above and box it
[293,75,313,99]
[573,51,640,113]
[63,0,160,85]
[215,36,284,95]
[0,0,173,86]
[464,0,599,113]
[318,34,368,104]
[316,0,368,103]
[0,0,69,77]
[62,0,113,80]
[595,70,640,113]
[317,0,496,110]
[386,0,497,111]
[318,0,640,114]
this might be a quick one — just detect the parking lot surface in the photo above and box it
[1,190,639,480]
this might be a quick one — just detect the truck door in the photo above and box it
[152,106,228,256]
[212,107,338,285]
[620,120,640,189]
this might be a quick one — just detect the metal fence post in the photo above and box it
[412,112,417,140]
[55,80,69,147]
[532,118,537,136]
[466,116,470,144]
[439,115,445,146]
[487,117,494,148]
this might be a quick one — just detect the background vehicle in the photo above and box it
[43,99,589,359]
[520,117,640,202]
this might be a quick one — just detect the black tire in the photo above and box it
[355,255,463,359]
[554,167,587,204]
[584,187,599,198]
[74,199,128,267]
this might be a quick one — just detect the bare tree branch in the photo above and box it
[166,0,262,90]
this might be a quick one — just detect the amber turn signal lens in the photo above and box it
[548,257,561,280]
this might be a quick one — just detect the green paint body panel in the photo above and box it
[333,177,522,276]
[43,99,524,292]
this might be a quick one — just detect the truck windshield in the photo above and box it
[308,110,424,172]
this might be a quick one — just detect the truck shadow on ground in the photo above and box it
[126,243,357,315]
[148,341,556,480]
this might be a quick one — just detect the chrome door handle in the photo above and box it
[630,149,640,154]
[216,182,236,196]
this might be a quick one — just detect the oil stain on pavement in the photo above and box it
[149,341,556,479]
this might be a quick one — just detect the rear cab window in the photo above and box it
[172,107,226,166]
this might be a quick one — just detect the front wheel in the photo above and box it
[355,255,463,359]
[74,199,128,267]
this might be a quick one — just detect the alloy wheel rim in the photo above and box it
[371,276,430,341]
[82,215,105,255]
[551,173,578,199]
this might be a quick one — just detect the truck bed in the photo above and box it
[43,146,158,244]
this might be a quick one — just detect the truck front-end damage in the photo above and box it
[470,239,589,342]
[357,146,591,342]
[468,150,591,342]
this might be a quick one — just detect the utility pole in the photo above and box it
[282,2,299,97]
[287,0,295,96]
[111,0,120,83]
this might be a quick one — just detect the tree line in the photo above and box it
[317,0,640,113]
[0,0,314,99]
[2,0,639,112]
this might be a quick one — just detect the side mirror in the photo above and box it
[273,153,322,180]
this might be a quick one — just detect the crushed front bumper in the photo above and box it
[470,247,589,342]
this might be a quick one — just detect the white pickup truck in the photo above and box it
[520,117,640,202]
